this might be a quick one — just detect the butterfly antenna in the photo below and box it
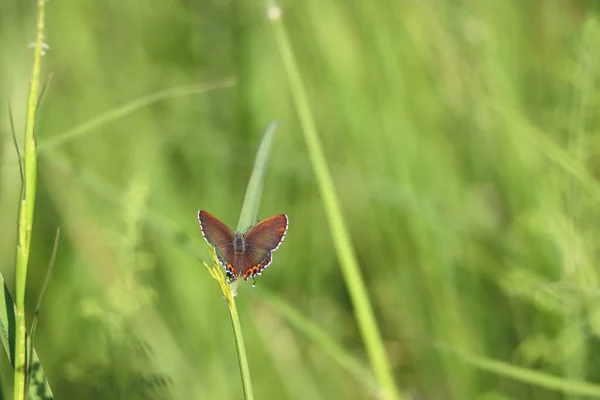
[252,277,256,288]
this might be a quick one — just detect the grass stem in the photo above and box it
[14,0,46,399]
[267,5,401,400]
[203,248,254,400]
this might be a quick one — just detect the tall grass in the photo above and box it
[267,5,400,400]
[1,1,600,399]
[201,122,278,400]
[13,0,46,399]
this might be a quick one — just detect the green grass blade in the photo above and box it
[265,282,600,398]
[236,121,278,232]
[492,101,600,202]
[0,272,54,399]
[199,122,280,399]
[8,104,24,184]
[439,344,600,397]
[14,0,46,399]
[227,121,280,398]
[267,6,401,400]
[26,228,59,399]
[202,248,254,400]
[39,79,236,153]
[260,289,379,395]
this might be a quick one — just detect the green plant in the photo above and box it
[267,5,401,400]
[13,0,47,399]
[201,122,278,400]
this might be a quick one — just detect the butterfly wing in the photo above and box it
[198,210,237,279]
[242,214,288,280]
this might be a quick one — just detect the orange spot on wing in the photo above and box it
[243,265,260,281]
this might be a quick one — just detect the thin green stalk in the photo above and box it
[39,79,236,152]
[267,5,401,400]
[203,248,254,400]
[1,79,236,170]
[227,295,253,399]
[14,1,46,399]
[199,123,279,399]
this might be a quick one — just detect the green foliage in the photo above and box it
[268,7,400,399]
[1,0,600,399]
[201,124,281,400]
[13,0,47,399]
[0,270,53,399]
[236,121,279,232]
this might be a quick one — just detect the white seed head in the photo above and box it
[267,5,282,21]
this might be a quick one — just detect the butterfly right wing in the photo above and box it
[242,214,288,281]
[198,210,237,279]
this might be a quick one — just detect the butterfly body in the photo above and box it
[233,233,245,253]
[198,210,288,283]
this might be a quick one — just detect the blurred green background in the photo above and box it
[2,0,600,399]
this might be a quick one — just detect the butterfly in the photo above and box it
[198,210,288,284]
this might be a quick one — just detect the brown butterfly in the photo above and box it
[198,210,288,284]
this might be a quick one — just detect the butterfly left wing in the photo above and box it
[198,210,238,279]
[198,210,234,246]
[242,214,288,281]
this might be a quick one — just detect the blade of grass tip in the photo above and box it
[266,5,401,400]
[260,289,379,396]
[15,0,46,399]
[38,79,236,153]
[236,121,278,231]
[25,228,59,398]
